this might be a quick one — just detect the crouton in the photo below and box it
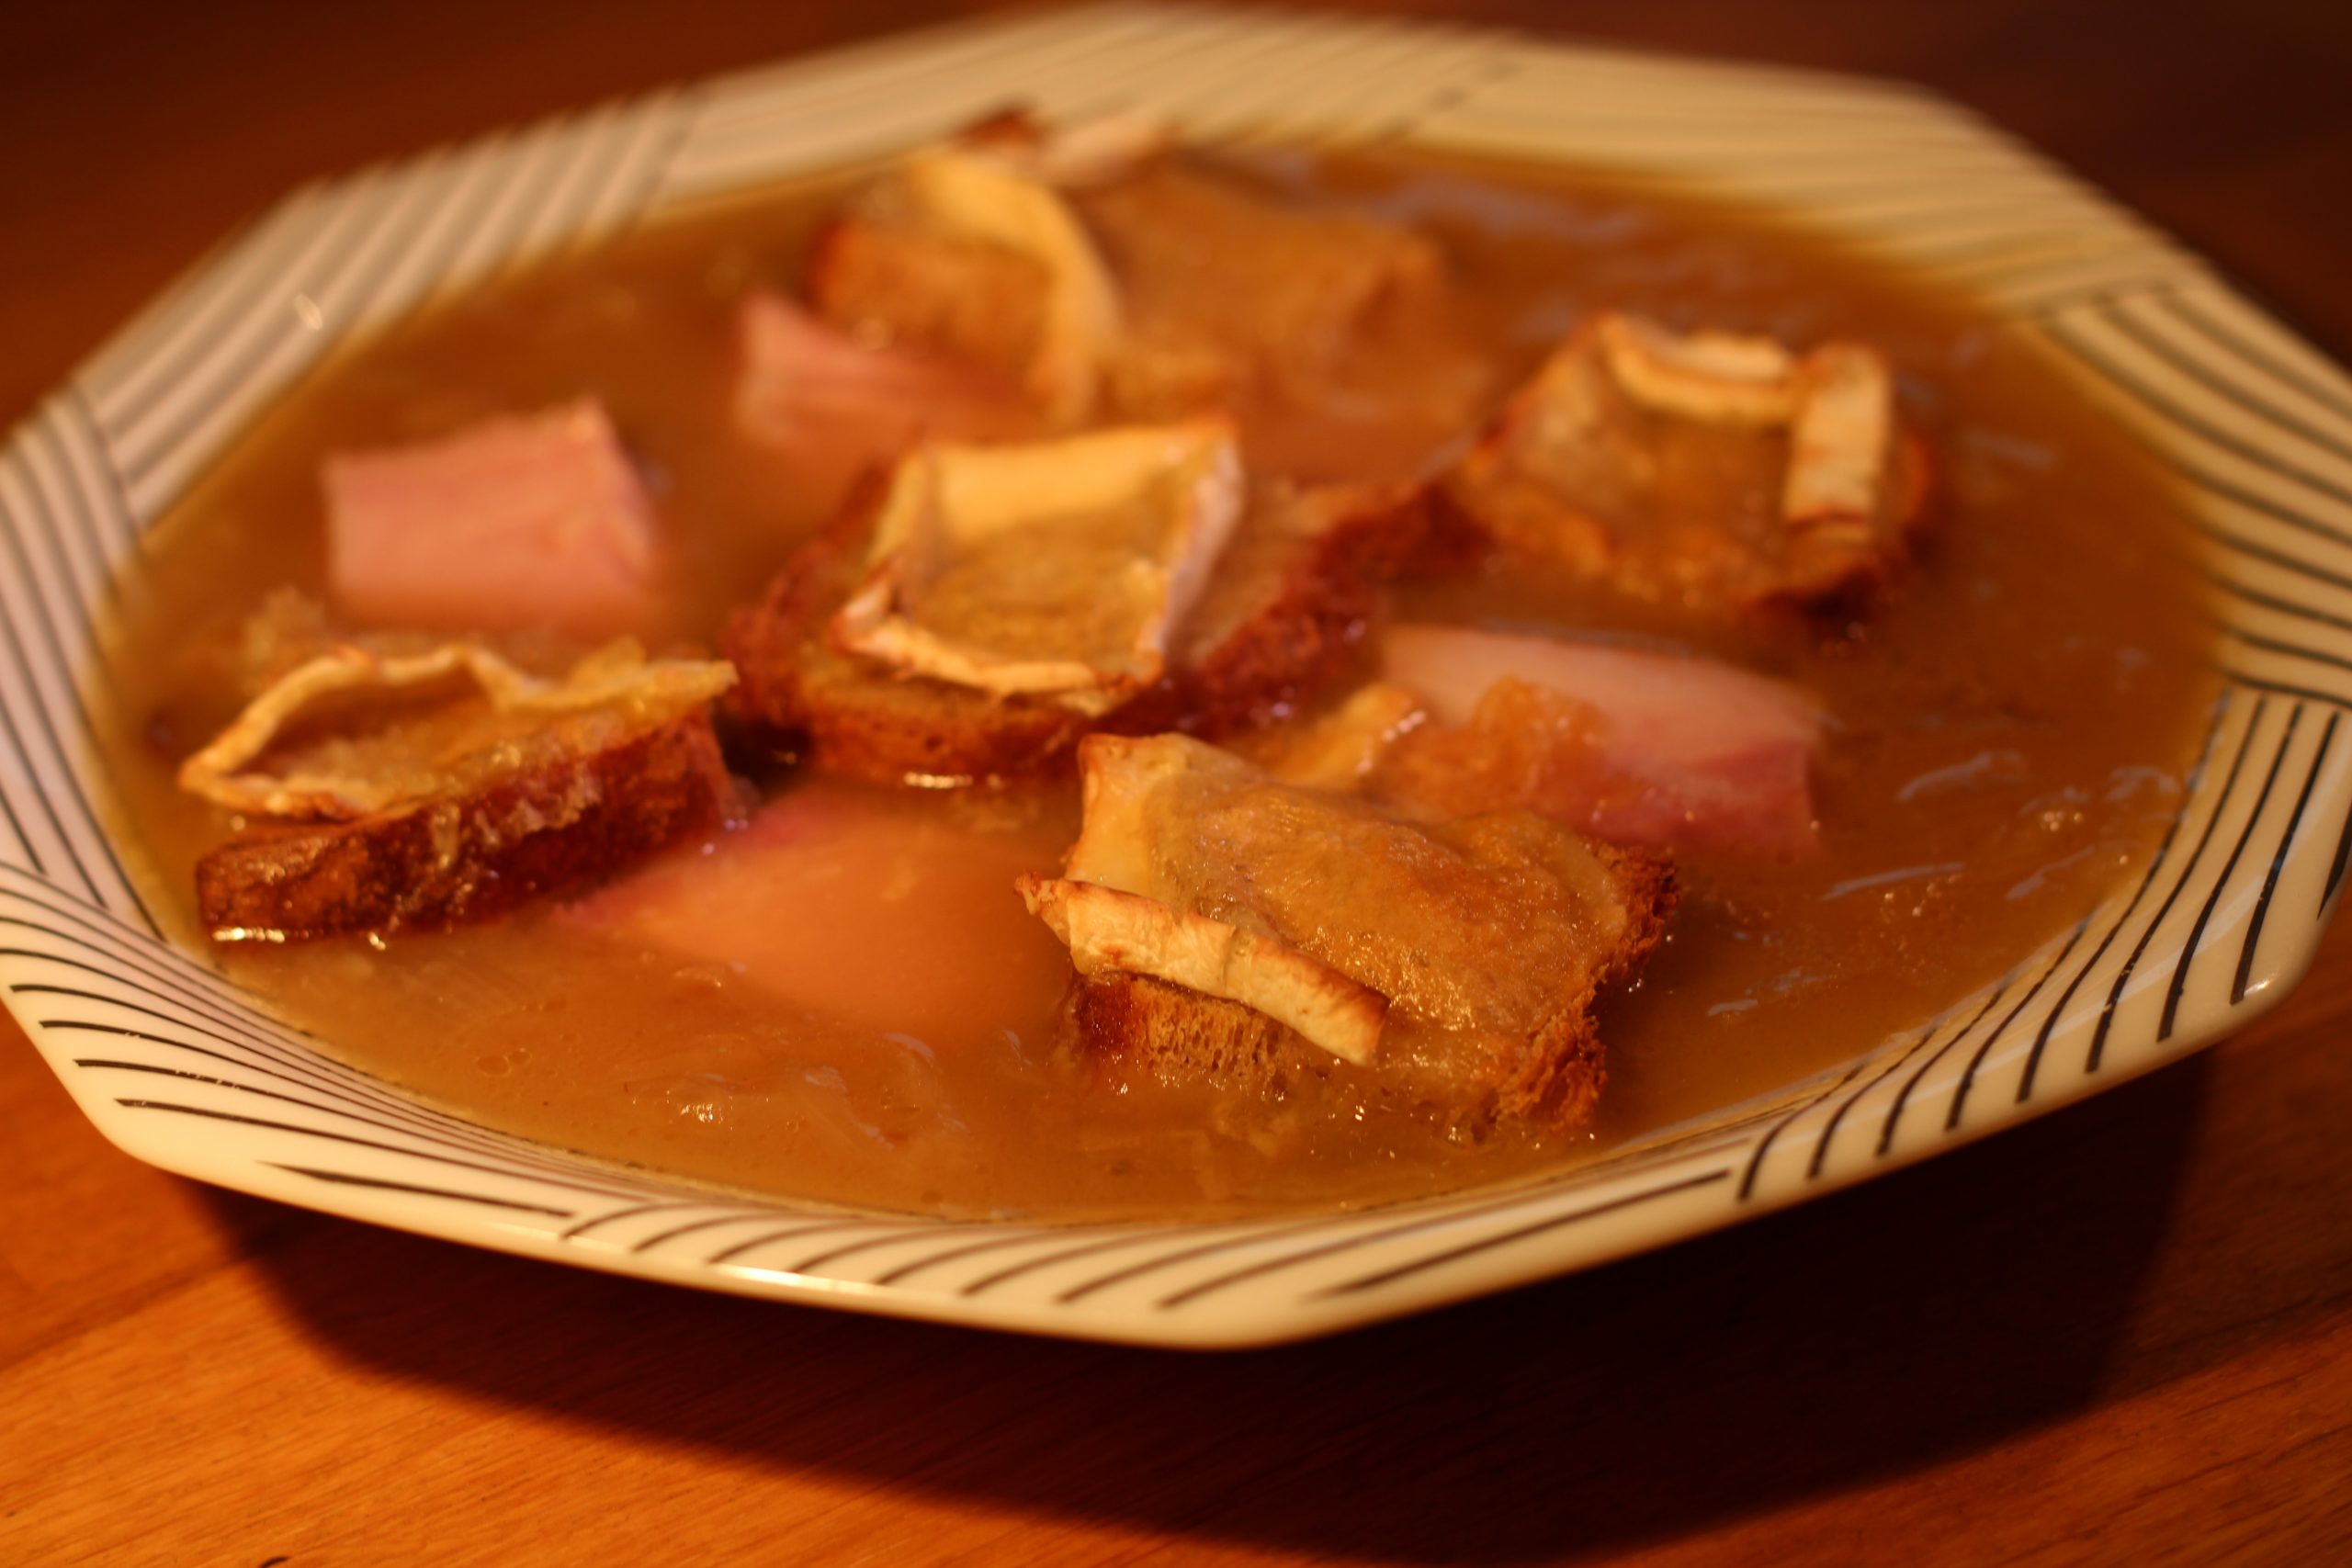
[721,489,1088,784]
[1025,735,1673,1133]
[1079,163,1448,403]
[808,136,1124,423]
[1106,477,1415,738]
[1024,874,1387,1065]
[178,640,733,817]
[1070,969,1618,1134]
[808,110,1478,451]
[829,420,1244,715]
[1070,971,1319,1101]
[722,461,1419,787]
[953,105,1172,188]
[807,220,1059,395]
[183,639,738,941]
[1441,312,1933,614]
[197,711,731,942]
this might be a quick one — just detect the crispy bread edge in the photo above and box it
[1067,840,1676,1133]
[195,712,730,942]
[722,482,1426,784]
[1486,843,1675,1127]
[719,495,1091,784]
[1438,413,1938,615]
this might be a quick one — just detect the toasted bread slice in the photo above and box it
[1062,855,1667,1134]
[1441,314,1933,615]
[1072,972,1300,1098]
[722,478,1419,786]
[1069,965,1621,1133]
[1106,478,1414,738]
[1077,162,1447,404]
[197,712,732,942]
[1031,734,1674,1134]
[806,117,1487,468]
[720,490,1093,784]
[806,133,1124,423]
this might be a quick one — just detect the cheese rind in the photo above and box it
[1020,875,1386,1064]
[1782,341,1896,526]
[1595,312,1800,426]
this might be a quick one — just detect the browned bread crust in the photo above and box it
[719,501,1092,784]
[1438,428,1936,615]
[196,713,730,942]
[1435,320,1937,615]
[1069,840,1672,1134]
[806,217,1051,388]
[1105,481,1415,739]
[722,481,1421,786]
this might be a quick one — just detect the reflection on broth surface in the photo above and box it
[103,144,2216,1220]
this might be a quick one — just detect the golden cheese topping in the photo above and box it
[1022,733,1656,1066]
[1595,311,1800,426]
[830,419,1245,715]
[176,639,735,819]
[1508,310,1901,536]
[1020,733,1386,1063]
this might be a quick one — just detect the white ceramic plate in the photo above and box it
[8,3,2352,1348]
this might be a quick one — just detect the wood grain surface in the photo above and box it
[4,3,2349,1563]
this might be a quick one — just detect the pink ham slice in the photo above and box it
[731,289,1035,502]
[325,400,659,637]
[559,780,1071,1046]
[1380,624,1823,857]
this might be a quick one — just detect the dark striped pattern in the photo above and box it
[6,3,2352,1346]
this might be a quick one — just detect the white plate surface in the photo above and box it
[7,3,2352,1347]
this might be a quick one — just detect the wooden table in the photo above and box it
[5,3,2348,1562]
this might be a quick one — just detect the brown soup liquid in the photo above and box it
[98,148,2219,1220]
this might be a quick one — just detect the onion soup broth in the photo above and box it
[98,148,2218,1219]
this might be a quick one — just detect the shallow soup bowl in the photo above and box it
[7,3,2352,1347]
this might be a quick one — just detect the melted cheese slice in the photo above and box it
[1022,877,1388,1065]
[1595,311,1800,426]
[178,639,734,819]
[1021,733,1390,1065]
[1023,732,1665,1069]
[831,420,1245,715]
[1585,311,1896,527]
